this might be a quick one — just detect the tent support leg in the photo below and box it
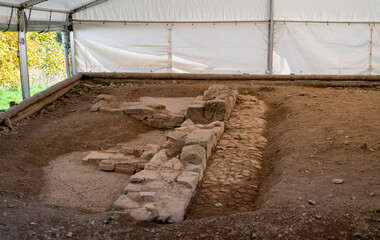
[18,9,30,99]
[267,0,274,74]
[62,31,71,77]
[69,31,77,75]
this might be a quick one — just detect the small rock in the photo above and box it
[315,214,322,219]
[307,200,316,205]
[369,193,375,197]
[331,178,344,184]
[66,232,73,238]
[215,203,223,207]
[29,222,38,227]
[3,118,13,129]
[90,220,95,226]
[252,233,257,238]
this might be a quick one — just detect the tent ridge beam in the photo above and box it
[20,0,47,9]
[0,1,69,13]
[71,0,109,14]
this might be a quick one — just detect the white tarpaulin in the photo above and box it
[74,23,170,72]
[171,23,268,74]
[373,25,380,75]
[74,0,269,22]
[274,0,380,22]
[74,23,268,74]
[273,23,371,75]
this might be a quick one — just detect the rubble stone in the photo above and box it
[177,171,200,190]
[185,129,217,158]
[181,145,207,169]
[114,195,140,210]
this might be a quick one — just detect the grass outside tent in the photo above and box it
[0,84,52,111]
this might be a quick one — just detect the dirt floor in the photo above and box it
[0,81,379,239]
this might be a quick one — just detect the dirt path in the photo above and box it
[187,95,268,219]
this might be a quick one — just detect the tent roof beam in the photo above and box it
[71,0,108,14]
[20,0,47,9]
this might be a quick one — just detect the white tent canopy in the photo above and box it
[0,0,379,95]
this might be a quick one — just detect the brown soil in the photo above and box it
[0,81,379,239]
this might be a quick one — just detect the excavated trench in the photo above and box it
[186,94,268,219]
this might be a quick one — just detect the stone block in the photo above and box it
[186,164,204,181]
[124,106,155,115]
[180,145,206,169]
[140,144,160,160]
[161,139,184,158]
[160,170,180,183]
[185,103,205,123]
[207,121,225,133]
[162,158,182,170]
[123,147,135,154]
[98,160,115,172]
[177,171,200,190]
[163,200,188,223]
[124,184,144,194]
[153,113,169,120]
[166,131,187,142]
[146,103,166,110]
[130,208,153,221]
[144,150,167,170]
[204,100,226,121]
[82,151,115,165]
[168,114,185,123]
[140,192,156,198]
[181,119,194,128]
[130,170,160,183]
[97,94,115,102]
[89,104,100,112]
[113,195,140,210]
[185,129,217,159]
[148,181,166,190]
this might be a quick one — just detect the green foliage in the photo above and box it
[0,83,52,110]
[0,32,65,89]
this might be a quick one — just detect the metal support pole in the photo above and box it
[18,9,30,99]
[69,31,77,75]
[267,0,275,74]
[62,31,71,77]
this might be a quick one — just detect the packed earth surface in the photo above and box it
[0,80,379,239]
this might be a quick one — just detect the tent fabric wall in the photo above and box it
[73,0,270,22]
[274,0,380,22]
[74,23,170,73]
[171,23,268,74]
[74,23,268,74]
[373,25,380,75]
[273,23,371,75]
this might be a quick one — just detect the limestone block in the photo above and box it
[113,195,140,210]
[82,151,115,165]
[180,145,206,169]
[166,131,187,142]
[177,171,200,190]
[130,170,160,183]
[98,160,115,172]
[153,113,169,120]
[163,200,188,223]
[141,144,160,160]
[144,150,167,170]
[168,114,185,123]
[185,129,217,159]
[89,104,100,112]
[124,184,144,194]
[161,139,184,158]
[207,121,225,133]
[204,100,226,121]
[140,192,156,198]
[160,170,180,183]
[130,208,153,221]
[124,105,155,115]
[146,103,166,111]
[181,119,194,128]
[96,94,115,102]
[148,181,167,190]
[162,158,182,170]
[186,164,204,181]
[185,103,205,123]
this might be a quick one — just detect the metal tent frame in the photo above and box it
[0,0,108,99]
